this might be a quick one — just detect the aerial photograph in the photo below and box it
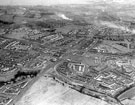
[1,0,135,105]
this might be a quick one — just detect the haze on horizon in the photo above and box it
[0,0,135,6]
[0,0,88,5]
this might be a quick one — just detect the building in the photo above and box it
[69,63,85,74]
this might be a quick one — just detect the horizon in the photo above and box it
[0,0,135,6]
[0,0,89,6]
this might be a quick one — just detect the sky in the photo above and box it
[0,0,89,5]
[0,0,134,5]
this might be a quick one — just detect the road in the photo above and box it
[9,59,63,105]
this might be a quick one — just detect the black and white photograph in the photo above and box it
[0,0,135,105]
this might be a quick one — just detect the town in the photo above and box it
[0,4,135,105]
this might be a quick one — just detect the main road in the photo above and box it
[9,59,64,105]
